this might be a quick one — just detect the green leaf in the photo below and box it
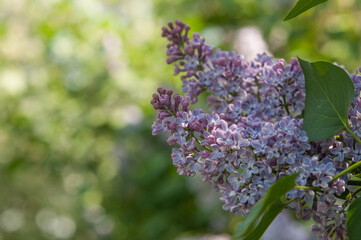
[284,0,328,21]
[347,197,361,240]
[298,58,355,142]
[243,201,287,240]
[233,198,265,239]
[353,173,361,178]
[233,174,298,239]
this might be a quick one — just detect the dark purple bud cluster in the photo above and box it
[152,21,361,239]
[162,21,214,103]
[151,87,190,136]
[162,20,190,64]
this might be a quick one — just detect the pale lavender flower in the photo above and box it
[188,153,205,172]
[229,101,243,119]
[278,117,295,135]
[173,127,188,145]
[205,113,221,127]
[252,169,276,190]
[278,148,297,164]
[176,111,195,128]
[330,142,350,162]
[350,143,361,162]
[239,185,258,205]
[240,158,259,179]
[209,144,225,160]
[251,138,268,155]
[172,148,187,164]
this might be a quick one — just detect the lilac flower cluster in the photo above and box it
[152,21,361,239]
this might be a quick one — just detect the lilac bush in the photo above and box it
[151,20,361,239]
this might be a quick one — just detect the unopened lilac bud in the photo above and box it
[214,57,226,66]
[193,32,200,38]
[175,19,184,27]
[152,93,159,101]
[152,103,163,110]
[157,87,166,95]
[158,112,171,120]
[166,89,173,95]
[184,45,194,55]
[174,65,181,75]
[173,94,181,109]
[160,94,171,107]
[173,93,181,102]
[174,26,182,34]
[188,121,203,132]
[168,122,177,131]
[167,56,179,64]
[167,136,177,146]
[182,101,189,111]
[290,57,298,65]
[224,70,232,79]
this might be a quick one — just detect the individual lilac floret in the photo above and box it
[231,133,250,151]
[188,153,205,172]
[350,143,361,162]
[278,148,297,164]
[198,71,214,86]
[205,113,221,127]
[239,184,259,205]
[229,101,243,119]
[172,148,187,164]
[240,158,259,179]
[251,138,268,154]
[278,117,295,135]
[252,168,276,190]
[227,171,243,191]
[209,144,225,160]
[173,127,188,145]
[330,142,350,162]
[176,111,195,128]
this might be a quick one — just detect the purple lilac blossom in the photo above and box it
[151,20,361,239]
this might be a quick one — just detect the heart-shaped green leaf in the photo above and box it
[298,58,355,142]
[284,0,328,21]
[347,197,361,240]
[233,174,298,239]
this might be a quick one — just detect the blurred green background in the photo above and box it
[0,0,360,239]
